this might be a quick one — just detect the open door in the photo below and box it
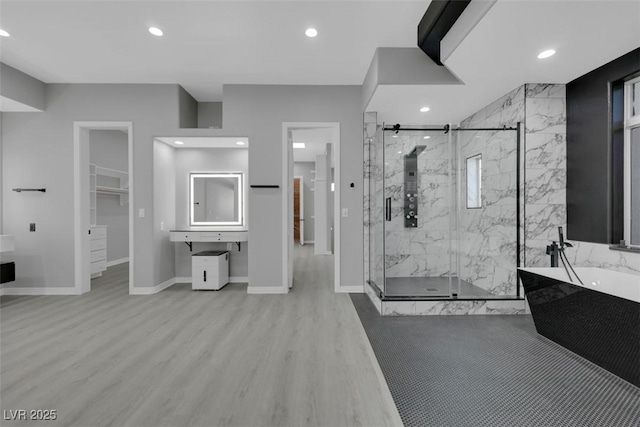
[293,176,305,245]
[298,176,305,245]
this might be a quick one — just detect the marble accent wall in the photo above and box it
[384,131,451,278]
[523,84,567,268]
[567,242,640,275]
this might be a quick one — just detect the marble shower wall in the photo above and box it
[363,112,385,288]
[384,131,451,278]
[458,86,524,295]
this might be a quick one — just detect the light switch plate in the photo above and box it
[139,208,145,218]
[341,208,348,217]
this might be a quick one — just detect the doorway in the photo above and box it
[282,122,341,292]
[74,122,134,295]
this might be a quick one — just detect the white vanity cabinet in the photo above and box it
[90,225,107,278]
[192,251,229,290]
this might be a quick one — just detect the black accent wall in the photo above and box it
[566,48,640,243]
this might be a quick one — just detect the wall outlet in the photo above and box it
[29,223,36,232]
[138,208,145,218]
[342,208,348,218]
[160,221,164,231]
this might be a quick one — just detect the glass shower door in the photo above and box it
[383,128,453,297]
[454,128,520,298]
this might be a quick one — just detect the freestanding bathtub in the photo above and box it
[518,267,640,387]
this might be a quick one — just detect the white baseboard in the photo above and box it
[106,257,129,268]
[337,285,364,293]
[130,277,176,295]
[303,240,315,244]
[174,276,248,284]
[314,251,333,256]
[247,286,288,294]
[0,286,78,296]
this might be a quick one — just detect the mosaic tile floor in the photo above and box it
[351,294,640,427]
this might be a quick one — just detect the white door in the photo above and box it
[299,176,305,245]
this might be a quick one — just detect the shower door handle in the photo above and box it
[385,197,392,221]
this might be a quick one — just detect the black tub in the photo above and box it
[518,267,640,387]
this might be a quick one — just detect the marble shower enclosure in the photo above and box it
[363,82,632,309]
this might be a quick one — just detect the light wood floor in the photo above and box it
[1,245,402,427]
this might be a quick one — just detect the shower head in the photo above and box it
[408,145,426,157]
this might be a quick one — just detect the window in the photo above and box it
[466,154,482,209]
[624,77,640,247]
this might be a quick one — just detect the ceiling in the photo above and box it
[0,0,426,101]
[1,1,638,125]
[368,0,640,125]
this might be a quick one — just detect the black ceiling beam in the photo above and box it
[418,0,472,65]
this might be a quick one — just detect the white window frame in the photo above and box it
[623,76,640,247]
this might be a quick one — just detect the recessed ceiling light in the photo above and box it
[420,107,430,112]
[397,151,402,154]
[537,49,556,59]
[305,28,318,38]
[0,29,10,37]
[293,142,306,149]
[174,140,184,145]
[149,27,163,37]
[423,136,431,139]
[392,134,398,138]
[236,141,246,146]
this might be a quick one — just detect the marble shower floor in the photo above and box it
[385,276,492,297]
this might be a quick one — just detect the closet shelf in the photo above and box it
[96,186,129,195]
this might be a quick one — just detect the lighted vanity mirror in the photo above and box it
[190,173,244,226]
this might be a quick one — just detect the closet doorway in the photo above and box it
[73,122,134,295]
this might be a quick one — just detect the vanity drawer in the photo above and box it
[170,232,201,241]
[91,260,106,274]
[90,249,106,263]
[91,238,106,251]
[199,232,248,242]
[90,227,107,239]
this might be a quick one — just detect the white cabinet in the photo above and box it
[192,251,229,290]
[90,225,107,278]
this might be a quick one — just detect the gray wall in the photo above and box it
[174,147,249,278]
[198,102,223,129]
[153,140,176,284]
[3,82,364,291]
[223,84,363,288]
[178,86,198,129]
[293,162,315,242]
[0,62,45,111]
[2,84,182,289]
[90,129,129,263]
